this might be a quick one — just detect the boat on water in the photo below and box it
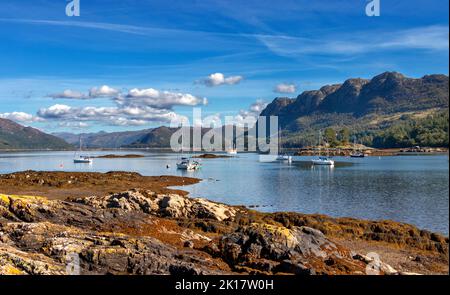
[350,138,366,158]
[276,154,290,161]
[311,131,334,166]
[74,156,93,164]
[176,157,201,170]
[226,142,238,155]
[312,156,335,165]
[226,148,237,155]
[176,124,202,170]
[275,128,292,163]
[73,137,93,164]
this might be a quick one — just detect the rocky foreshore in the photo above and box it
[0,171,448,275]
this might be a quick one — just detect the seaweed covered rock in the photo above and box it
[215,223,367,275]
[0,222,228,275]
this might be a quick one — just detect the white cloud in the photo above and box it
[118,88,207,109]
[194,113,223,128]
[109,117,148,126]
[58,121,89,129]
[48,89,89,100]
[0,111,44,123]
[38,86,205,127]
[49,85,120,99]
[274,83,296,94]
[89,85,120,97]
[227,99,268,127]
[37,104,73,118]
[249,99,269,114]
[199,73,243,87]
[37,103,186,127]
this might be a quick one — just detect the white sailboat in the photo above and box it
[311,131,334,166]
[350,138,365,158]
[73,137,93,164]
[276,127,291,161]
[226,142,238,155]
[176,125,201,170]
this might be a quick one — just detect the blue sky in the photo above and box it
[0,0,448,133]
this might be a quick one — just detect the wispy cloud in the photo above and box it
[257,25,449,57]
[1,18,447,59]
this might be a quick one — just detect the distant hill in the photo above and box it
[259,72,449,147]
[123,126,179,148]
[55,126,246,149]
[53,129,152,149]
[0,118,73,150]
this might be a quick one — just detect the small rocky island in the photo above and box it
[192,154,231,159]
[0,171,448,275]
[93,154,145,159]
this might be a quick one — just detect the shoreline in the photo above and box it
[0,170,448,275]
[1,147,448,155]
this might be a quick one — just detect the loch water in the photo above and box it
[0,151,448,235]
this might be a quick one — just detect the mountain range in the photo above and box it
[0,118,72,150]
[53,126,243,149]
[261,72,448,129]
[1,71,448,150]
[53,129,154,149]
[259,72,448,147]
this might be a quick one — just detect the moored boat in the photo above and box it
[350,152,365,158]
[311,131,335,166]
[177,157,201,170]
[74,156,93,164]
[73,137,93,164]
[226,148,237,155]
[312,156,335,166]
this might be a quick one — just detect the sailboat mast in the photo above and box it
[278,125,280,155]
[318,130,321,156]
[180,123,183,156]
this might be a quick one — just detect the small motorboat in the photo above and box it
[276,154,290,161]
[176,124,202,170]
[350,138,366,158]
[177,157,201,170]
[311,156,335,166]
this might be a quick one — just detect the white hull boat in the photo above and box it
[177,158,201,170]
[276,154,290,161]
[226,148,237,155]
[74,156,93,164]
[73,137,93,164]
[311,157,334,166]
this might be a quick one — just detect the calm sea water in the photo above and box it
[0,151,448,235]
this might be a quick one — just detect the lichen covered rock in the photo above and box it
[76,190,237,221]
